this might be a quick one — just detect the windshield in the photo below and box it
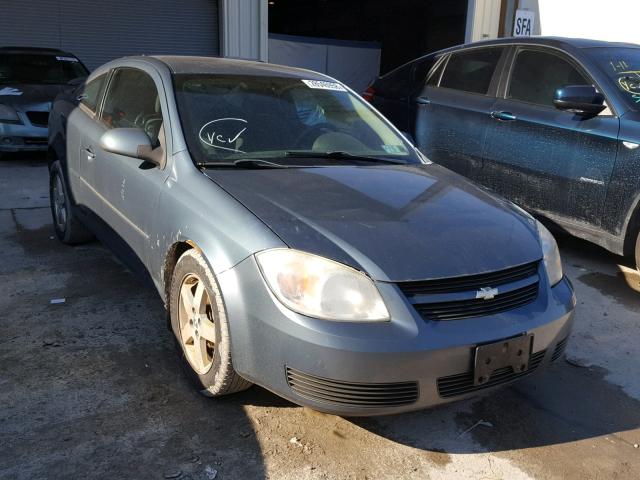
[0,53,88,85]
[589,47,640,110]
[173,74,420,165]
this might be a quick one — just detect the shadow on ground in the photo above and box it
[0,210,274,479]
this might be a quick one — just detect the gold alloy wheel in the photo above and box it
[178,273,217,375]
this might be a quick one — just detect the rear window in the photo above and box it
[374,55,435,98]
[373,63,414,98]
[0,53,88,85]
[439,48,504,95]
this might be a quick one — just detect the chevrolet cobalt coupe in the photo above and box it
[0,46,87,156]
[47,56,575,415]
[367,37,640,270]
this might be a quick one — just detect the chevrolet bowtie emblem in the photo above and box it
[476,286,498,300]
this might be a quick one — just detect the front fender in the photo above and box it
[147,151,284,299]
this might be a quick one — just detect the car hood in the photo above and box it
[0,83,67,109]
[205,163,543,282]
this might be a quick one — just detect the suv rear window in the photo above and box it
[440,48,504,95]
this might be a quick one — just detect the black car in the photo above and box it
[0,46,87,156]
[366,37,640,270]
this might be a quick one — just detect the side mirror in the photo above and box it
[553,85,606,117]
[100,128,160,166]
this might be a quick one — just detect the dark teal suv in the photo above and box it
[367,37,640,270]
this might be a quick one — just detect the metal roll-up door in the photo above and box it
[0,0,219,70]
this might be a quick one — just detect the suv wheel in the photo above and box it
[169,249,252,397]
[49,161,94,244]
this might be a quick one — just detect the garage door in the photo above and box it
[0,0,219,70]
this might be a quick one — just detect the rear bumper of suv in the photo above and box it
[219,256,576,416]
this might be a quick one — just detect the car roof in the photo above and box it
[0,46,77,56]
[379,36,640,80]
[438,36,640,54]
[149,55,332,80]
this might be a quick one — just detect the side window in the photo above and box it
[508,50,589,107]
[101,68,163,146]
[80,73,107,113]
[439,48,504,94]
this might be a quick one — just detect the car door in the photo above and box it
[480,47,620,227]
[64,72,109,211]
[91,66,170,261]
[413,46,507,180]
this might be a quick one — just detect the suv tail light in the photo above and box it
[362,86,376,102]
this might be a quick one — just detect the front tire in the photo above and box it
[49,160,94,244]
[169,249,252,397]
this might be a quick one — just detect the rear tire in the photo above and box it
[169,248,252,397]
[49,160,94,244]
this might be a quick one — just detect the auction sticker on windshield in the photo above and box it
[302,80,347,92]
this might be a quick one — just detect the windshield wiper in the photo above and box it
[197,158,290,169]
[284,150,406,164]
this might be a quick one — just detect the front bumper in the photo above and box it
[218,256,576,416]
[0,117,48,152]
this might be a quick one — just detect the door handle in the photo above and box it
[85,146,95,160]
[490,111,517,122]
[415,96,431,105]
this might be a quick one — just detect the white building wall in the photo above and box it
[469,0,640,45]
[220,0,268,61]
[536,0,640,44]
[466,0,502,42]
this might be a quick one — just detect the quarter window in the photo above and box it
[439,48,504,94]
[508,50,589,107]
[80,73,107,113]
[101,68,163,146]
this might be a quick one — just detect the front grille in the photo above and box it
[286,367,419,408]
[415,283,539,321]
[26,111,49,127]
[397,261,539,296]
[551,336,569,362]
[398,261,540,321]
[437,349,546,398]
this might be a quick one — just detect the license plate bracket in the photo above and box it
[474,334,533,386]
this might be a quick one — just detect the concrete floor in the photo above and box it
[1,156,639,480]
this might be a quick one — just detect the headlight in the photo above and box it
[255,249,390,321]
[536,221,563,286]
[0,104,20,123]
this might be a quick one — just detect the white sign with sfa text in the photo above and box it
[514,9,535,37]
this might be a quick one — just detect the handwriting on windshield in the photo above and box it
[198,118,247,153]
[609,59,630,73]
[617,71,640,95]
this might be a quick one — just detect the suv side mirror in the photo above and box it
[100,128,160,166]
[553,85,606,117]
